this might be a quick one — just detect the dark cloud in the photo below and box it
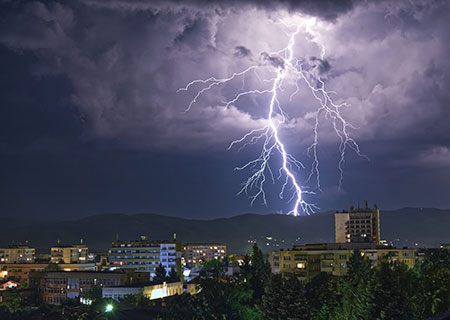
[83,0,359,21]
[310,56,331,74]
[260,52,285,69]
[1,0,450,219]
[234,46,251,58]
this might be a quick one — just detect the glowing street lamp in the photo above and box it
[105,304,113,313]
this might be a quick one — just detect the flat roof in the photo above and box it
[183,243,226,246]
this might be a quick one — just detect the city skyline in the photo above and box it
[1,1,450,220]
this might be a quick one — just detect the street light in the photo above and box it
[105,304,113,312]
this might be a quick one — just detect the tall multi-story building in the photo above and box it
[30,271,129,305]
[50,242,89,264]
[0,245,35,263]
[335,202,380,244]
[270,243,417,283]
[182,243,227,268]
[108,236,181,278]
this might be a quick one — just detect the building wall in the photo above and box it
[0,263,48,284]
[335,213,349,243]
[159,242,179,274]
[0,246,35,263]
[143,281,183,300]
[51,245,89,264]
[108,238,181,278]
[335,207,380,244]
[30,271,129,305]
[270,244,417,283]
[109,241,160,275]
[102,287,143,300]
[182,244,227,268]
[102,281,185,301]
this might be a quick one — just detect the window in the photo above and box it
[297,263,306,269]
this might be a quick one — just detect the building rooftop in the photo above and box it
[102,279,181,288]
[289,242,394,251]
[183,243,226,246]
[51,245,87,248]
[0,245,34,249]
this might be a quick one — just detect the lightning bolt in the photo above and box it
[178,19,364,216]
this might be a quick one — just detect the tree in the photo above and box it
[2,289,23,313]
[118,294,137,308]
[240,244,271,305]
[44,263,59,271]
[334,249,376,320]
[262,274,310,320]
[160,293,203,319]
[306,272,339,319]
[81,285,103,305]
[372,262,414,319]
[411,249,450,318]
[199,259,226,280]
[161,258,260,319]
[136,293,151,307]
[168,267,179,281]
[261,274,284,319]
[153,264,167,283]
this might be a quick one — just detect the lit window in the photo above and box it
[297,263,306,269]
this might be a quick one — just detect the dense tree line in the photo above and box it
[161,245,450,320]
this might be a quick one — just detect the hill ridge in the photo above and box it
[1,207,449,254]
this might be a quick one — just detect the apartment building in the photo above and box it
[0,245,35,263]
[335,202,380,244]
[270,243,417,283]
[108,236,181,278]
[50,243,89,264]
[182,243,227,268]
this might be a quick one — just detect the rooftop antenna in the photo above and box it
[116,233,120,241]
[80,238,83,245]
[173,233,177,241]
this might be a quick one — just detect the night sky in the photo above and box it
[1,0,450,220]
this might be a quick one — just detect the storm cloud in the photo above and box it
[1,0,450,218]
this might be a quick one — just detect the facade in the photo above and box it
[0,245,35,263]
[102,285,143,300]
[56,263,97,272]
[335,203,380,244]
[0,263,47,283]
[182,243,227,268]
[108,236,181,278]
[0,263,97,284]
[50,244,89,264]
[30,271,129,305]
[270,243,417,283]
[102,281,184,301]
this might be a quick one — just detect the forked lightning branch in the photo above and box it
[178,20,364,216]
